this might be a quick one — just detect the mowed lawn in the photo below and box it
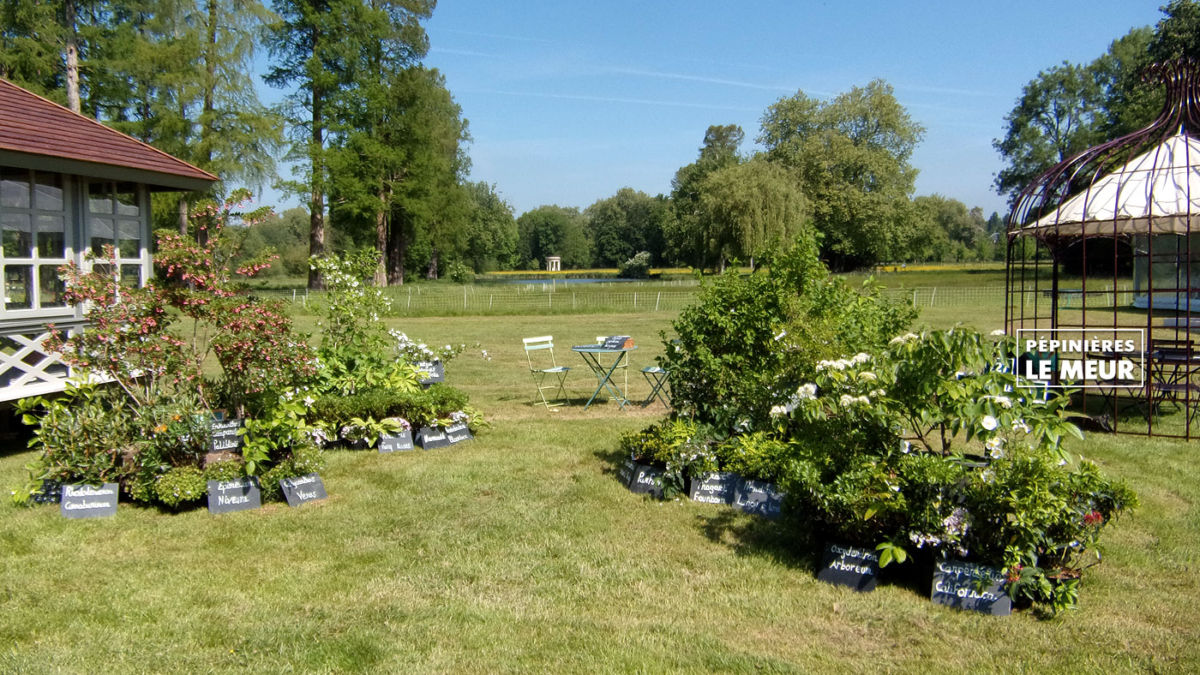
[1,298,1198,672]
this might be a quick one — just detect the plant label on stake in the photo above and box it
[817,543,880,592]
[207,477,261,514]
[732,479,785,519]
[415,360,444,385]
[378,429,414,453]
[60,483,118,519]
[628,464,665,499]
[931,559,1012,616]
[617,458,637,488]
[279,473,327,508]
[210,418,244,453]
[416,426,451,450]
[446,422,473,444]
[688,472,739,505]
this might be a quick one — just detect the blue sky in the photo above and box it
[266,1,1165,218]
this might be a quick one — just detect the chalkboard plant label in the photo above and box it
[732,479,785,519]
[617,458,638,488]
[210,418,244,454]
[416,426,451,450]
[415,360,445,385]
[60,483,119,519]
[279,473,328,508]
[206,477,262,514]
[445,422,473,444]
[931,559,1012,616]
[688,471,739,505]
[378,429,414,453]
[817,543,880,592]
[628,463,665,499]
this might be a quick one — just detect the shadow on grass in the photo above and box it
[694,507,817,574]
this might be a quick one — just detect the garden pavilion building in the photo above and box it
[0,77,217,402]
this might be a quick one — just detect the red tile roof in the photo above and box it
[0,77,218,186]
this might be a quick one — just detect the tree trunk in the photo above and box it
[178,196,189,236]
[64,0,80,114]
[307,72,326,290]
[426,246,439,280]
[374,186,389,286]
[201,0,217,166]
[388,214,406,285]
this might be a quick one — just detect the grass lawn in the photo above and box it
[2,305,1199,672]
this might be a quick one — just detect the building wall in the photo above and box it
[0,165,151,401]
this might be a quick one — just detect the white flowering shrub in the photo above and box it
[776,327,1137,614]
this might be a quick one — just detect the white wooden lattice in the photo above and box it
[0,325,79,402]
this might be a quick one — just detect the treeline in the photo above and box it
[502,84,1005,274]
[2,1,1006,283]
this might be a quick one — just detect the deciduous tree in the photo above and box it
[759,80,923,270]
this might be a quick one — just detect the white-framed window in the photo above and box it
[85,180,147,289]
[0,168,70,313]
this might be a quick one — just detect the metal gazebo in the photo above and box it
[1005,60,1200,438]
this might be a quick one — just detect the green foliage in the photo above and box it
[311,251,421,396]
[771,328,1136,614]
[258,445,326,502]
[620,419,721,497]
[715,432,792,482]
[516,205,593,270]
[463,182,519,272]
[663,235,915,431]
[309,384,472,434]
[585,188,667,267]
[908,196,991,263]
[617,251,652,279]
[239,397,314,476]
[698,157,807,268]
[664,125,744,269]
[203,457,246,482]
[15,382,132,493]
[992,61,1109,202]
[153,466,207,509]
[446,260,474,284]
[759,79,924,270]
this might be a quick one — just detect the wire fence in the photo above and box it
[255,284,1135,317]
[256,285,702,317]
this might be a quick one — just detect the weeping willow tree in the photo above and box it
[698,157,808,270]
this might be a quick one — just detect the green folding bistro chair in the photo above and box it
[641,365,671,407]
[523,335,571,408]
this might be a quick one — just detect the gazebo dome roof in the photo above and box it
[1020,132,1200,237]
[1009,60,1200,243]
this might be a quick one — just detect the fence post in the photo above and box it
[655,292,661,312]
[489,294,493,309]
[634,292,637,308]
[930,287,937,308]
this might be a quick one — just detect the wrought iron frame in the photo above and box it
[1005,60,1200,438]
